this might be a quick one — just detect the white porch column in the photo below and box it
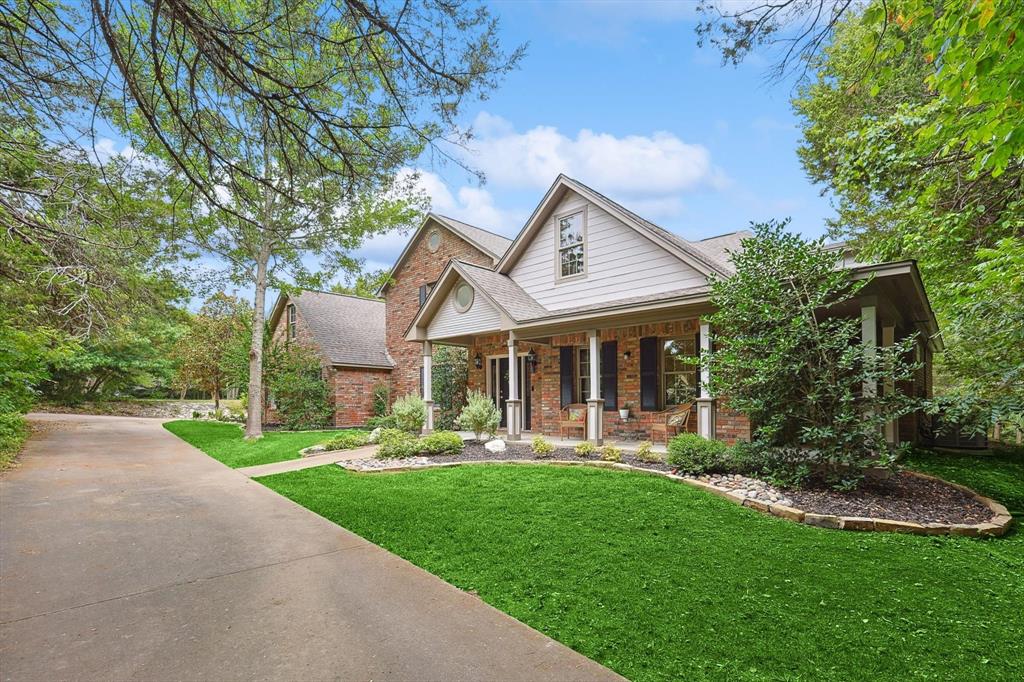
[696,321,716,440]
[882,325,896,445]
[422,341,434,433]
[586,329,604,444]
[506,332,522,440]
[861,300,878,399]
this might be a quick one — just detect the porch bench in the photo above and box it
[559,403,588,440]
[649,403,693,444]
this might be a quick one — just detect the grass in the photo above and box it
[258,451,1023,681]
[164,419,344,468]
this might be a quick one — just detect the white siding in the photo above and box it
[508,191,708,311]
[427,280,501,339]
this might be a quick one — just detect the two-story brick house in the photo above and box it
[264,215,511,428]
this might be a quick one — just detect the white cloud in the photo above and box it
[459,113,728,220]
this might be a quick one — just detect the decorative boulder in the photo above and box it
[368,427,382,444]
[484,439,507,453]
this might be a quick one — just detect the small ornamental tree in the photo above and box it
[703,220,922,487]
[456,390,501,441]
[171,293,249,408]
[264,342,332,431]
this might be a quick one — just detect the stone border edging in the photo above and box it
[338,458,1013,537]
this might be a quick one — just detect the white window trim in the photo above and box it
[287,304,297,340]
[453,282,475,313]
[662,336,697,408]
[553,205,588,283]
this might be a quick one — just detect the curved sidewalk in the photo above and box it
[1,413,621,681]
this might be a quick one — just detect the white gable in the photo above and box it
[426,278,501,339]
[507,191,707,311]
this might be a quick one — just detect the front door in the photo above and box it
[489,356,531,430]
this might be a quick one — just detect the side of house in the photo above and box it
[265,290,393,427]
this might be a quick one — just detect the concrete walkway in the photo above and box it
[1,413,621,681]
[236,444,377,477]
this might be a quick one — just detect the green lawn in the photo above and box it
[164,420,340,468]
[259,452,1023,681]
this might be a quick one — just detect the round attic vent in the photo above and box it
[454,282,474,313]
[427,229,442,253]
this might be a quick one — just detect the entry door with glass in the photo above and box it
[488,356,531,431]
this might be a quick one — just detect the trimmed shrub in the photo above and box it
[456,390,501,440]
[666,433,730,474]
[376,428,419,459]
[634,440,660,463]
[392,394,427,433]
[531,436,555,456]
[420,430,464,456]
[600,444,623,462]
[366,415,398,430]
[371,382,390,417]
[323,430,370,451]
[574,441,597,456]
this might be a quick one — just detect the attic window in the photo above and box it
[287,304,297,340]
[453,282,474,313]
[427,229,442,253]
[556,209,586,279]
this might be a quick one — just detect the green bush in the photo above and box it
[366,415,398,430]
[420,430,464,456]
[456,390,501,440]
[666,433,730,474]
[634,440,660,463]
[376,428,419,459]
[372,382,390,417]
[265,343,333,430]
[574,441,596,456]
[600,444,623,462]
[323,430,370,451]
[392,394,427,433]
[0,413,29,471]
[531,436,555,456]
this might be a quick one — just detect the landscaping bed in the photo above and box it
[785,470,993,525]
[341,439,1010,534]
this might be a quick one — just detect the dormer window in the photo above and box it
[287,304,297,340]
[556,208,586,279]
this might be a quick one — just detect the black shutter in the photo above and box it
[601,340,617,411]
[418,285,427,307]
[640,336,659,411]
[559,346,574,408]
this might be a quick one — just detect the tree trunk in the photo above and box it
[244,244,271,439]
[213,380,220,411]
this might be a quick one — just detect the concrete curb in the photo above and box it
[338,459,1014,537]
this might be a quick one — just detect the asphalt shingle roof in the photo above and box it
[455,261,549,321]
[434,214,512,259]
[290,291,393,368]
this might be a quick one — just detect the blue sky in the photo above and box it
[354,0,836,278]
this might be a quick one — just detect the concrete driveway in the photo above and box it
[1,414,621,681]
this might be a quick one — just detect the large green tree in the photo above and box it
[697,0,1024,429]
[171,293,250,408]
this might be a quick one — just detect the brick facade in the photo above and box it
[465,319,752,443]
[384,222,496,403]
[264,295,385,428]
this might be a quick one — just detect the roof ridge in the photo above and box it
[698,229,751,242]
[296,288,385,304]
[433,213,512,242]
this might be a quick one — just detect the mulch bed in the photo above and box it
[409,442,995,526]
[785,471,994,525]
[427,441,676,473]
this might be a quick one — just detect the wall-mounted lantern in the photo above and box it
[526,348,538,373]
[474,353,483,370]
[623,350,632,361]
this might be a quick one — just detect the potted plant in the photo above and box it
[619,402,633,420]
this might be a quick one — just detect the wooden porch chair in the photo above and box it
[649,402,693,444]
[559,403,588,440]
